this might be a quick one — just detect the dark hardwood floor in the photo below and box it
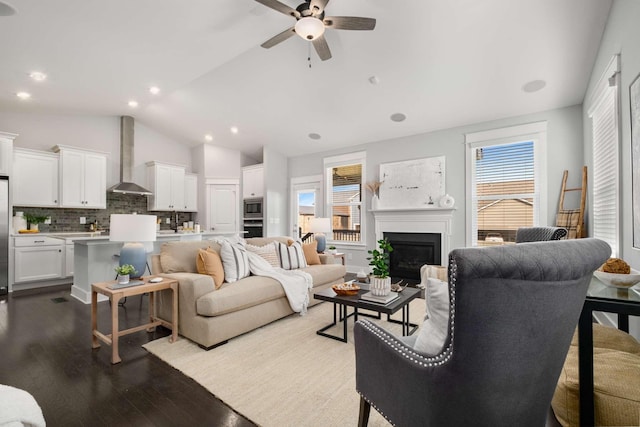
[0,285,257,427]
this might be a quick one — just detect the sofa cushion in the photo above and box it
[300,263,346,287]
[276,241,307,270]
[414,278,450,356]
[246,242,280,268]
[302,241,321,265]
[220,241,250,283]
[160,240,217,273]
[196,248,225,289]
[196,275,286,316]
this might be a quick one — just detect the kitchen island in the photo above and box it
[69,231,244,304]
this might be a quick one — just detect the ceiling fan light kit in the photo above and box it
[255,0,376,61]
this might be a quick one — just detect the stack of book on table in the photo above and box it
[359,291,399,305]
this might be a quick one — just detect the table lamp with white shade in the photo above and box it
[309,217,331,253]
[109,214,157,279]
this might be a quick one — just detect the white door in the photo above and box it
[290,175,322,239]
[207,183,239,233]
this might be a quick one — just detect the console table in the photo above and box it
[91,276,178,364]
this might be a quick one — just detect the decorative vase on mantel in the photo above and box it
[370,276,391,296]
[371,194,380,210]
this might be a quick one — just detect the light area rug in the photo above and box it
[144,298,426,427]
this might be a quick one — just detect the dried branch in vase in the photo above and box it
[365,181,382,197]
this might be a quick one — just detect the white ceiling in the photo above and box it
[0,0,611,159]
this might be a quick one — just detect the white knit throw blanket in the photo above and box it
[246,251,313,314]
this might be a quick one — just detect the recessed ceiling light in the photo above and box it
[368,76,380,85]
[149,86,160,95]
[128,100,138,108]
[308,133,321,140]
[204,134,213,142]
[390,113,406,122]
[0,1,17,16]
[29,71,47,82]
[230,126,239,134]
[522,80,546,93]
[16,92,31,100]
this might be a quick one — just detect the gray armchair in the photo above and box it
[354,238,610,427]
[515,226,567,243]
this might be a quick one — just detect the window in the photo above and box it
[324,152,366,244]
[589,55,620,256]
[465,122,547,246]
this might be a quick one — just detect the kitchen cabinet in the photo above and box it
[12,148,59,207]
[54,145,107,209]
[146,161,186,211]
[184,173,198,212]
[0,131,17,176]
[242,164,264,199]
[14,236,64,283]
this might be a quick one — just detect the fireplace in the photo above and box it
[384,232,441,282]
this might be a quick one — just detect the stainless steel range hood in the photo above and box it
[108,116,153,195]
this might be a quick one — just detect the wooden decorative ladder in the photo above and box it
[555,166,587,238]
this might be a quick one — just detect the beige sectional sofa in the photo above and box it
[151,237,346,349]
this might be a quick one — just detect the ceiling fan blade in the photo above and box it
[261,27,296,48]
[312,35,332,61]
[323,16,376,31]
[254,0,300,19]
[310,0,330,14]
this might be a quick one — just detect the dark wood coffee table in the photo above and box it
[313,284,421,343]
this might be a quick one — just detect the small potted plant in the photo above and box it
[24,213,49,231]
[327,245,337,255]
[367,238,393,296]
[114,264,137,285]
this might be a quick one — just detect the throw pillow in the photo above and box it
[275,241,307,270]
[414,278,450,356]
[302,241,321,265]
[196,248,225,289]
[220,241,250,283]
[245,242,280,268]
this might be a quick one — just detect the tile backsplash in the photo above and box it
[13,192,194,233]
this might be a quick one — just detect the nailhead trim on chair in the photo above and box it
[358,253,458,368]
[357,392,396,426]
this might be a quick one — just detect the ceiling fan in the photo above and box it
[255,0,376,61]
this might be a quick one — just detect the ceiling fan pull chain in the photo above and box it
[308,43,312,69]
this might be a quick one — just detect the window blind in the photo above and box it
[590,86,619,256]
[471,140,536,245]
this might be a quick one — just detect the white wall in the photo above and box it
[289,104,585,272]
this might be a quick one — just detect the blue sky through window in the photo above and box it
[476,141,534,183]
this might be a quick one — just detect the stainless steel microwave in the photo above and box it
[243,198,263,219]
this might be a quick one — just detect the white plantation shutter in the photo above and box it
[589,56,620,256]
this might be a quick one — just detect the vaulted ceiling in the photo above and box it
[0,0,611,159]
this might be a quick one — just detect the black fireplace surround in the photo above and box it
[383,232,442,282]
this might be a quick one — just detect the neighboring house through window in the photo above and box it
[324,152,366,245]
[465,122,547,246]
[589,55,620,256]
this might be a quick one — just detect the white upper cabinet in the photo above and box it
[184,173,198,212]
[147,161,187,211]
[13,148,59,207]
[0,131,16,176]
[242,164,264,199]
[54,145,107,209]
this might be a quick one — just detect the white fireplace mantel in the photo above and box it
[371,207,455,266]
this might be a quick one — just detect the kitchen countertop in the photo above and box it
[12,230,241,243]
